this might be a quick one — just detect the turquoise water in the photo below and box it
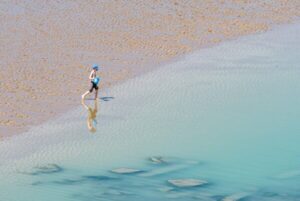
[1,23,300,201]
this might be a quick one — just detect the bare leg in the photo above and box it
[82,91,90,100]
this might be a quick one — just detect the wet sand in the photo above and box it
[1,22,300,200]
[1,0,299,137]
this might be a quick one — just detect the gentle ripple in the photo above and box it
[0,23,300,200]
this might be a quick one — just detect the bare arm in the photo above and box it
[89,71,95,80]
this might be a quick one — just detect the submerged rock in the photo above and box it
[260,191,279,197]
[141,163,192,177]
[158,186,174,192]
[53,179,83,185]
[273,169,300,179]
[165,191,192,199]
[30,164,63,175]
[111,168,142,174]
[31,181,44,186]
[222,192,250,201]
[83,175,117,181]
[168,179,208,188]
[141,159,200,177]
[149,156,165,164]
[193,193,218,201]
[104,188,134,196]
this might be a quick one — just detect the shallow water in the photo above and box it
[1,23,300,201]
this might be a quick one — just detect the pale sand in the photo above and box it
[0,0,299,137]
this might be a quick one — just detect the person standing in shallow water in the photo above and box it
[82,64,100,100]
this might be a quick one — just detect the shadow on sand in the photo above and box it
[84,97,114,102]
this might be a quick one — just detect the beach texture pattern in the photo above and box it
[1,0,300,136]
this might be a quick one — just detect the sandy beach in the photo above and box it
[0,21,300,200]
[1,0,300,137]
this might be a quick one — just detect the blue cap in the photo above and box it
[92,64,99,70]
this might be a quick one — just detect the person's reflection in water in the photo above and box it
[81,98,99,133]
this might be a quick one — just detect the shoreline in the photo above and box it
[1,20,300,200]
[2,20,300,144]
[1,1,300,138]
